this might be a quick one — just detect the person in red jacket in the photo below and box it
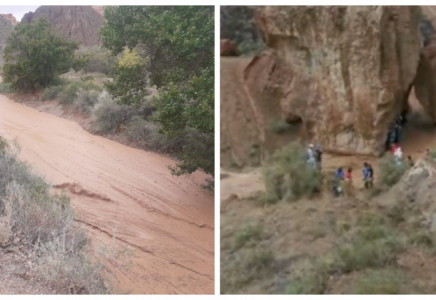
[344,168,353,197]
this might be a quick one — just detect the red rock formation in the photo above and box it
[21,6,104,46]
[244,6,423,156]
[1,14,18,26]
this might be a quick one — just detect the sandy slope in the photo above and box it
[0,94,214,294]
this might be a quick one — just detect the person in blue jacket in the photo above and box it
[362,162,374,189]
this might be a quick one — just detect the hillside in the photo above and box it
[21,6,104,46]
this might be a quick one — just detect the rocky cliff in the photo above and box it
[1,14,18,26]
[21,6,104,46]
[243,6,426,156]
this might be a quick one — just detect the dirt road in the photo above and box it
[0,94,214,294]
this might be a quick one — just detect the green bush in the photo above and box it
[323,223,404,273]
[58,81,103,106]
[0,82,13,93]
[234,224,263,249]
[378,154,409,189]
[39,85,64,101]
[91,97,135,134]
[2,17,83,91]
[73,89,101,113]
[262,143,323,203]
[123,115,184,153]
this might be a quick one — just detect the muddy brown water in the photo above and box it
[0,94,214,294]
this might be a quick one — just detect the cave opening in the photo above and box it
[393,88,436,159]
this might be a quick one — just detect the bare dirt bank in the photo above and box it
[0,94,214,294]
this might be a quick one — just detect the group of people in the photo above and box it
[305,110,419,198]
[332,162,374,197]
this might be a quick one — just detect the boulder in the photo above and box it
[245,6,423,155]
[220,39,239,56]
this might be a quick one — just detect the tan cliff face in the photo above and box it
[21,6,104,46]
[243,6,424,156]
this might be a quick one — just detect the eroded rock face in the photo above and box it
[22,6,104,46]
[246,6,423,155]
[1,14,18,26]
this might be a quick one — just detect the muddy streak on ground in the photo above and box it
[0,94,214,294]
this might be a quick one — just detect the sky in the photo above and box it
[0,5,39,22]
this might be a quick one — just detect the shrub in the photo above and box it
[287,264,328,294]
[0,82,13,93]
[354,269,407,294]
[73,89,101,114]
[323,223,404,273]
[378,154,409,189]
[39,85,64,101]
[91,95,135,134]
[221,247,275,293]
[262,143,323,203]
[234,224,263,249]
[123,115,185,154]
[58,81,103,106]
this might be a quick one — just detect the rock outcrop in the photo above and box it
[1,14,18,26]
[220,39,239,56]
[21,6,104,46]
[377,158,436,229]
[0,14,13,63]
[245,6,424,156]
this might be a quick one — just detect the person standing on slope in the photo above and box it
[362,162,374,189]
[314,143,323,171]
[306,143,316,169]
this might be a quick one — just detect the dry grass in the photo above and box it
[0,137,108,294]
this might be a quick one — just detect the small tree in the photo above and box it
[2,17,82,91]
[263,143,323,203]
[100,6,214,179]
